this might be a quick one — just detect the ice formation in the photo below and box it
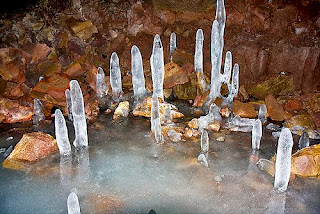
[150,34,165,99]
[256,158,275,177]
[33,98,45,125]
[194,29,207,93]
[151,95,163,144]
[225,63,239,104]
[167,130,181,142]
[55,109,71,156]
[65,89,73,121]
[3,145,13,158]
[274,128,293,193]
[252,119,262,150]
[169,32,177,55]
[198,104,222,132]
[229,115,255,132]
[198,154,209,167]
[67,192,81,214]
[298,132,310,149]
[200,130,209,153]
[96,67,108,98]
[110,52,123,101]
[131,45,147,99]
[163,106,172,124]
[70,80,88,148]
[258,104,267,124]
[266,123,281,131]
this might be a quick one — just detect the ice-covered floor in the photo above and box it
[0,115,320,214]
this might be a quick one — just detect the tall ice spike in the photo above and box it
[55,109,71,156]
[33,98,45,125]
[67,192,81,214]
[169,32,177,55]
[70,80,88,148]
[96,67,108,98]
[110,52,123,102]
[251,119,262,150]
[274,128,293,193]
[65,89,73,121]
[195,29,207,93]
[131,45,146,99]
[150,34,165,99]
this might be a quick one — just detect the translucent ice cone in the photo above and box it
[55,109,71,156]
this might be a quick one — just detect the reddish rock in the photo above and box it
[2,82,24,99]
[265,94,291,121]
[0,96,33,123]
[3,132,58,163]
[284,114,315,130]
[31,74,70,107]
[284,98,304,113]
[85,96,99,121]
[308,93,320,113]
[67,18,98,40]
[37,60,62,76]
[233,100,257,118]
[311,113,320,128]
[64,62,84,77]
[164,62,189,89]
[188,118,199,129]
[0,48,29,83]
[23,43,51,64]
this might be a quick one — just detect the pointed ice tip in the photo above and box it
[111,52,119,61]
[226,51,232,57]
[70,80,79,89]
[67,192,81,214]
[97,67,104,74]
[196,29,204,39]
[131,45,139,54]
[153,34,162,49]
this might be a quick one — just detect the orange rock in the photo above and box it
[188,118,198,129]
[164,62,189,89]
[207,121,221,132]
[0,96,33,123]
[3,132,58,167]
[233,100,257,118]
[265,94,291,121]
[284,98,304,113]
[64,62,84,77]
[23,43,51,64]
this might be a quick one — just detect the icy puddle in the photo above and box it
[0,115,320,214]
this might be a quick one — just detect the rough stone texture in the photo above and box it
[23,43,51,64]
[291,143,320,177]
[3,132,58,164]
[311,113,320,128]
[284,114,315,130]
[31,73,70,107]
[265,94,291,121]
[284,98,304,113]
[0,96,33,123]
[64,62,84,77]
[233,100,257,118]
[67,18,98,40]
[113,101,130,120]
[173,72,197,100]
[164,62,189,89]
[247,75,295,100]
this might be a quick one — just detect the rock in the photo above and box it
[2,132,58,170]
[67,18,98,40]
[0,96,33,123]
[31,73,70,107]
[23,43,51,64]
[113,101,130,120]
[308,93,320,113]
[132,96,184,119]
[248,75,295,100]
[207,120,221,132]
[284,98,304,113]
[291,143,320,177]
[64,62,85,77]
[188,118,198,129]
[173,72,197,100]
[238,85,249,101]
[85,96,99,121]
[233,100,257,118]
[2,82,24,99]
[163,62,189,88]
[171,49,194,67]
[193,91,210,108]
[37,60,62,76]
[311,113,320,128]
[219,106,232,117]
[265,94,291,121]
[0,48,29,83]
[184,129,200,138]
[127,2,162,36]
[284,114,315,130]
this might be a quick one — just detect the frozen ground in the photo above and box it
[0,115,320,214]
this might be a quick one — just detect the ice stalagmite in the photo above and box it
[298,132,310,149]
[226,63,239,104]
[96,67,108,98]
[163,106,172,124]
[274,128,293,193]
[258,104,267,124]
[67,192,81,214]
[151,95,163,144]
[198,154,209,167]
[110,52,123,101]
[65,89,73,121]
[33,98,45,125]
[194,29,207,93]
[198,103,221,132]
[150,34,165,99]
[251,119,262,150]
[55,109,71,156]
[201,130,209,153]
[170,32,177,55]
[131,45,146,99]
[70,80,88,148]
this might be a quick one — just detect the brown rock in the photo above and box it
[233,100,257,118]
[37,60,62,76]
[3,132,58,165]
[265,94,291,121]
[0,48,29,83]
[164,62,189,88]
[284,114,315,130]
[113,101,129,120]
[23,43,51,64]
[0,96,33,123]
[171,49,193,67]
[311,113,320,128]
[31,74,70,107]
[207,121,221,132]
[173,72,197,100]
[64,62,84,77]
[284,98,304,113]
[68,18,98,40]
[308,93,320,113]
[2,82,24,99]
[248,75,295,100]
[188,118,198,129]
[85,96,99,121]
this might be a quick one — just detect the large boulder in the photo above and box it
[3,132,58,170]
[233,100,257,118]
[265,94,291,121]
[163,62,189,89]
[0,96,33,123]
